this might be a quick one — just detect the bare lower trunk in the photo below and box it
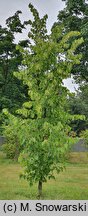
[38,181,42,198]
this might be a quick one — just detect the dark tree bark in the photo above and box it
[38,181,42,198]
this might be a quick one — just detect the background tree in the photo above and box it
[56,0,88,83]
[68,84,88,135]
[13,3,83,197]
[54,0,88,134]
[0,11,28,115]
[0,11,29,133]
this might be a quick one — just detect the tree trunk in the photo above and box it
[38,181,42,198]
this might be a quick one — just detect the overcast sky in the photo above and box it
[0,0,65,27]
[0,0,78,92]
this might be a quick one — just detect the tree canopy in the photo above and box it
[0,11,29,112]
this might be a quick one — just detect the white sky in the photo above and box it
[0,0,78,92]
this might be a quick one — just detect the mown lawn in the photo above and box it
[0,151,88,200]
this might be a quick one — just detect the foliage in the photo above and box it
[68,84,88,134]
[12,3,83,196]
[80,130,88,146]
[2,109,23,160]
[2,143,17,159]
[57,0,88,83]
[0,11,29,134]
[52,0,88,135]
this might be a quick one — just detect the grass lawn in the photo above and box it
[0,151,88,200]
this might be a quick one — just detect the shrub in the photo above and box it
[2,109,23,160]
[2,143,17,159]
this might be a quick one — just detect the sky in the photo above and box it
[0,0,79,92]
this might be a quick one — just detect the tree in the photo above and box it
[0,11,29,133]
[12,3,83,197]
[56,0,88,83]
[0,13,29,110]
[81,129,88,147]
[54,0,88,135]
[68,84,88,134]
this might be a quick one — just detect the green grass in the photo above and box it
[0,151,88,199]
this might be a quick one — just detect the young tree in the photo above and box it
[12,3,83,197]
